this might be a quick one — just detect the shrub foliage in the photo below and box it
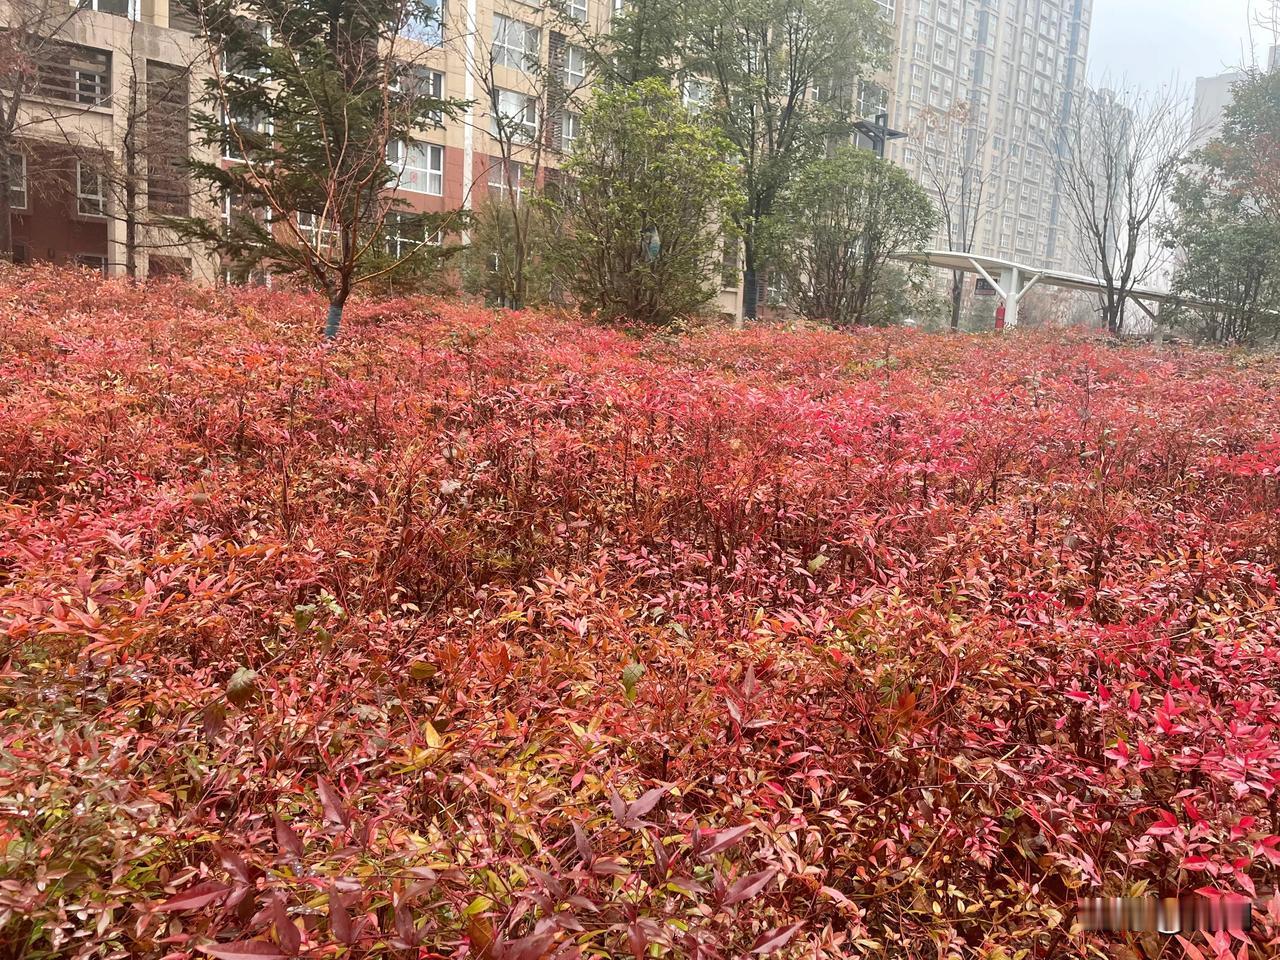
[2,268,1280,959]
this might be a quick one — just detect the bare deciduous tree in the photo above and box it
[1050,84,1199,335]
[0,0,87,260]
[455,0,591,308]
[918,101,1003,332]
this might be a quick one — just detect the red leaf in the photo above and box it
[609,788,626,823]
[328,885,353,944]
[156,881,232,912]
[700,824,753,857]
[395,900,421,946]
[271,895,301,956]
[572,822,592,864]
[199,942,287,960]
[214,845,252,885]
[751,922,802,954]
[628,921,648,960]
[317,776,348,827]
[625,786,667,823]
[724,868,776,906]
[273,813,304,860]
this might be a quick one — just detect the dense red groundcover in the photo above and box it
[3,267,1280,960]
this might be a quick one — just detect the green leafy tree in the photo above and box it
[771,147,935,327]
[546,79,741,326]
[173,0,468,337]
[1165,70,1280,345]
[461,195,559,308]
[1208,68,1280,220]
[683,0,890,321]
[588,0,687,85]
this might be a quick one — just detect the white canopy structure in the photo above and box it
[893,250,1223,330]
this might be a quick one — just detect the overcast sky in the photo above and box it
[1089,0,1275,91]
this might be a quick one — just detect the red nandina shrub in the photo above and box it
[2,265,1280,960]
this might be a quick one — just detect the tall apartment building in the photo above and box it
[882,0,1094,272]
[0,0,213,278]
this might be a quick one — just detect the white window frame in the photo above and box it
[76,161,106,217]
[567,0,587,21]
[402,0,444,44]
[492,14,539,71]
[74,0,141,20]
[296,210,340,250]
[385,211,442,258]
[74,67,108,106]
[221,109,272,162]
[220,20,272,80]
[9,153,27,211]
[487,158,526,203]
[76,253,108,274]
[421,68,445,125]
[681,76,710,114]
[491,88,538,142]
[560,110,580,151]
[389,139,444,196]
[562,44,587,89]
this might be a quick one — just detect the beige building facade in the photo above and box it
[0,0,218,279]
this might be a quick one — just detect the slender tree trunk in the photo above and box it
[0,147,12,260]
[740,230,757,327]
[124,74,138,278]
[950,270,963,332]
[325,299,345,339]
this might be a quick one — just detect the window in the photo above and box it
[560,110,580,151]
[222,109,271,161]
[562,44,586,89]
[220,20,271,80]
[296,211,340,250]
[490,88,538,142]
[389,139,444,195]
[681,76,709,114]
[488,158,526,202]
[32,43,111,104]
[567,0,587,19]
[416,68,446,124]
[76,254,108,274]
[9,154,26,210]
[76,161,106,217]
[721,235,738,289]
[492,14,539,71]
[76,0,137,18]
[384,211,441,257]
[75,66,108,105]
[403,0,444,44]
[147,61,190,215]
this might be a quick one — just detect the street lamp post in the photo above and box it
[853,111,907,159]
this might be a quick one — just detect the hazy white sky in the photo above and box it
[1089,0,1276,90]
